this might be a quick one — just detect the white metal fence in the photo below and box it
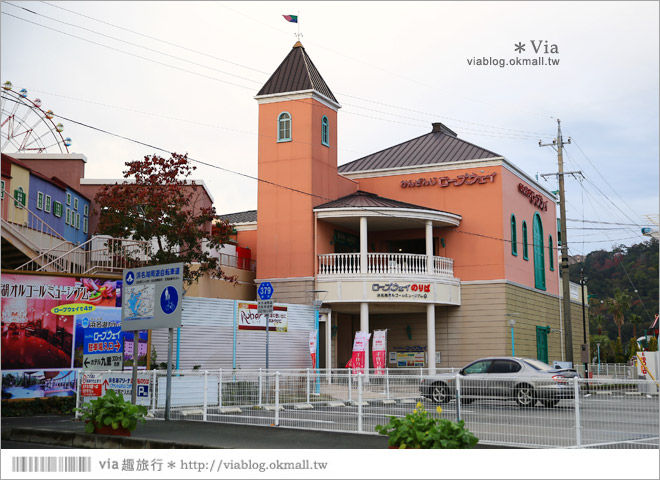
[317,253,454,277]
[76,368,659,449]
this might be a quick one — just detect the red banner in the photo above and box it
[350,331,371,374]
[372,330,387,375]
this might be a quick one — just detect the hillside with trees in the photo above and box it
[569,238,658,362]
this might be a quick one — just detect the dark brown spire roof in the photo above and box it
[257,43,338,104]
[338,123,501,173]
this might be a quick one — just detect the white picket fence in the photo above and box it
[75,368,659,449]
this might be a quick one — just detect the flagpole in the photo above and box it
[297,10,300,40]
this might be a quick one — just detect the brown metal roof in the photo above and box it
[218,210,257,224]
[338,123,501,173]
[315,190,444,212]
[257,43,338,104]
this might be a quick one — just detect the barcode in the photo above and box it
[12,456,91,473]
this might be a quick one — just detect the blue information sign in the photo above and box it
[257,282,273,300]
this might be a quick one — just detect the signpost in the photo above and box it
[257,282,274,369]
[122,262,183,419]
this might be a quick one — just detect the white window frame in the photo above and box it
[84,204,89,216]
[66,208,71,225]
[37,192,44,210]
[76,213,80,230]
[83,217,88,234]
[45,195,52,213]
[74,198,78,210]
[66,192,71,205]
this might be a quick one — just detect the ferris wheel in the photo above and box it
[1,81,71,154]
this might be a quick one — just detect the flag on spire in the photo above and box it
[282,14,298,23]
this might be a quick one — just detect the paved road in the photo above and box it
[157,394,659,448]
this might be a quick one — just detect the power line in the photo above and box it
[4,93,625,254]
[39,1,271,75]
[7,3,556,142]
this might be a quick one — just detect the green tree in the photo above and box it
[649,337,658,352]
[607,289,632,340]
[592,313,605,335]
[94,153,234,285]
[628,313,642,341]
[627,337,639,361]
[613,337,625,363]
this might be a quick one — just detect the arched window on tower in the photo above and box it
[533,213,546,290]
[278,112,291,142]
[321,115,329,146]
[511,214,517,256]
[548,235,554,271]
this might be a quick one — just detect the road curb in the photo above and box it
[1,427,219,449]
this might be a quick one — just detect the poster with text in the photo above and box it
[1,274,118,370]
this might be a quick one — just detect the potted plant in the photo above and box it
[74,389,147,437]
[375,402,478,449]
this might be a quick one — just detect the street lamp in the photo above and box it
[505,314,521,356]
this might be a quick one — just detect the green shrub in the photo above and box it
[375,402,478,449]
[74,389,147,433]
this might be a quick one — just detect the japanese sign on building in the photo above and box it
[122,262,183,331]
[400,172,497,188]
[238,302,288,332]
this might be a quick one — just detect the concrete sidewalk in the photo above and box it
[1,415,389,449]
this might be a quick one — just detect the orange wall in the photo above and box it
[355,165,558,293]
[356,167,505,282]
[236,229,258,260]
[501,168,559,295]
[256,97,356,280]
[17,158,85,190]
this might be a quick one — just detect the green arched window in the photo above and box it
[511,214,517,256]
[533,213,546,290]
[549,235,554,271]
[321,115,329,146]
[278,112,291,142]
[522,221,528,260]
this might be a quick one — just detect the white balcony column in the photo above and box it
[426,220,434,275]
[360,216,368,274]
[360,302,370,377]
[427,304,436,375]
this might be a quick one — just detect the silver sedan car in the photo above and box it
[420,357,578,407]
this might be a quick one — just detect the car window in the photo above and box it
[489,360,521,374]
[463,360,492,374]
[521,358,554,371]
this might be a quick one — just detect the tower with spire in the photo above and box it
[254,42,356,286]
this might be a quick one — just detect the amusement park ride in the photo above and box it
[1,81,72,154]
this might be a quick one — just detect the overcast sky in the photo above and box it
[1,1,658,255]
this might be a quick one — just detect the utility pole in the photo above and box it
[540,119,574,364]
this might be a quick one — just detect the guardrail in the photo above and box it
[75,369,659,448]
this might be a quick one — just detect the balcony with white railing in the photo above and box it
[318,252,454,277]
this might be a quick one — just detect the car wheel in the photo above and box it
[431,382,450,404]
[515,384,536,407]
[541,399,559,408]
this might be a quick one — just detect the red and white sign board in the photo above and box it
[372,330,387,375]
[350,331,371,374]
[309,330,318,368]
[81,383,102,397]
[635,352,659,388]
